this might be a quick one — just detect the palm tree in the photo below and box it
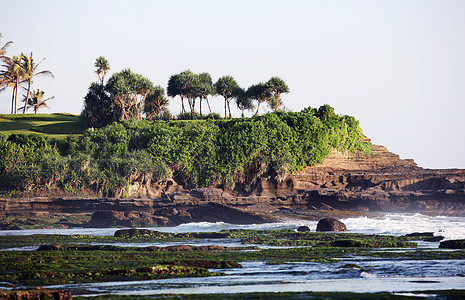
[0,33,13,60]
[266,76,289,111]
[215,75,239,119]
[167,73,185,114]
[246,82,270,116]
[235,87,254,118]
[196,72,215,118]
[20,52,54,114]
[20,89,54,114]
[144,86,168,120]
[95,56,110,85]
[1,55,25,114]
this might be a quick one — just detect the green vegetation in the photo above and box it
[0,113,83,137]
[0,105,371,196]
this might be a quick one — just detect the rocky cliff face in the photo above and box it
[1,142,464,228]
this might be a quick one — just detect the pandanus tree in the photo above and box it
[235,87,254,118]
[20,52,54,114]
[95,56,110,85]
[266,76,289,111]
[215,75,239,119]
[20,89,54,114]
[246,82,270,116]
[106,69,155,121]
[167,70,198,117]
[167,73,185,113]
[195,72,215,118]
[144,86,169,120]
[178,70,198,119]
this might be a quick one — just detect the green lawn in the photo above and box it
[0,113,84,137]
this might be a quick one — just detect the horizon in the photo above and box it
[1,0,464,169]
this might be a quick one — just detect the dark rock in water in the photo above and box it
[38,244,63,251]
[331,239,365,247]
[424,236,444,242]
[439,239,465,249]
[405,232,435,237]
[297,225,311,232]
[114,228,164,238]
[316,218,347,232]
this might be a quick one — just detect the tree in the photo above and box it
[0,33,13,60]
[215,75,239,119]
[144,86,168,120]
[177,70,198,119]
[95,56,110,85]
[20,89,54,114]
[1,55,25,114]
[195,72,215,118]
[167,73,185,113]
[81,82,113,128]
[106,69,155,121]
[235,87,254,118]
[246,82,270,116]
[266,76,289,111]
[20,52,54,114]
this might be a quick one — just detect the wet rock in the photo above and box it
[439,239,465,249]
[114,228,165,238]
[37,244,63,251]
[316,217,347,232]
[297,225,311,232]
[0,289,72,299]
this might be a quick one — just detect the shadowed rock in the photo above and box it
[316,218,347,232]
[297,225,311,232]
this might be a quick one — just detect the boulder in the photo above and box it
[297,225,311,232]
[316,217,347,232]
[439,239,465,249]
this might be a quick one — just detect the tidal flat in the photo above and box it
[1,227,465,298]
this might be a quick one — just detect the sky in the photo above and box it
[1,0,464,169]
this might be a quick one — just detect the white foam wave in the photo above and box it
[0,213,464,239]
[341,213,465,240]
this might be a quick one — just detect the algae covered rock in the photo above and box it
[316,218,347,232]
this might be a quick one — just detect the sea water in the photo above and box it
[2,213,465,296]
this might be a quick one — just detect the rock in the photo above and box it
[316,218,347,232]
[439,239,465,249]
[297,225,311,232]
[114,228,164,238]
[405,232,435,237]
[0,289,72,300]
[38,244,63,251]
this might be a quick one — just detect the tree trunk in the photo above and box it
[224,99,228,119]
[254,100,261,116]
[227,101,232,119]
[23,79,32,114]
[181,96,186,114]
[14,80,19,114]
[205,96,214,120]
[199,98,203,116]
[10,87,15,114]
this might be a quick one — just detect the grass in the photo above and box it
[0,113,84,137]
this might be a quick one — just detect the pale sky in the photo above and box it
[1,0,464,169]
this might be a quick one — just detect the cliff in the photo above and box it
[1,142,464,228]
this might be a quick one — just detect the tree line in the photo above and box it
[0,34,54,114]
[0,106,372,196]
[81,56,289,128]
